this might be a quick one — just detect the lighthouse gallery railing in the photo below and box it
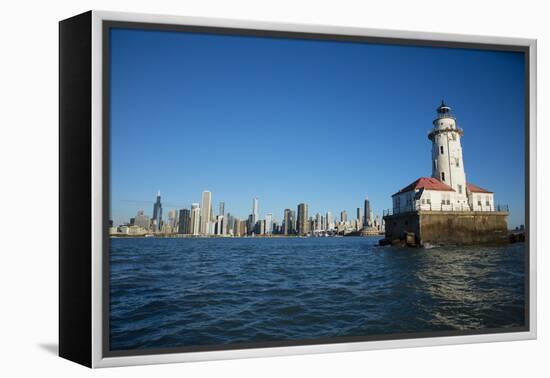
[383,203,509,216]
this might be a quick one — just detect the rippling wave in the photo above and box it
[109,237,525,351]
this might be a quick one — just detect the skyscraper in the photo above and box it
[369,209,374,226]
[152,191,162,232]
[315,213,322,231]
[235,219,247,236]
[190,203,200,235]
[297,203,308,236]
[200,190,212,235]
[207,220,216,235]
[252,197,259,224]
[326,211,334,230]
[341,210,347,223]
[223,212,232,235]
[219,201,225,216]
[215,215,224,235]
[178,209,191,234]
[272,221,280,234]
[265,213,273,235]
[364,198,371,227]
[283,208,292,235]
[134,210,150,230]
[247,214,255,235]
[167,209,178,229]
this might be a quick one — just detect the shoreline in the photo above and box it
[109,234,384,239]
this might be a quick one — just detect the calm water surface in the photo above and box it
[109,237,525,351]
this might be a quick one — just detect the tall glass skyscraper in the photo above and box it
[265,213,273,235]
[247,214,255,235]
[326,211,333,230]
[152,191,162,232]
[283,208,292,235]
[364,198,371,227]
[252,198,259,224]
[178,209,191,234]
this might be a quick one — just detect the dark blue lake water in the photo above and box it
[109,237,525,351]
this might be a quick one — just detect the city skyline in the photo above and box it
[111,189,383,236]
[109,28,526,228]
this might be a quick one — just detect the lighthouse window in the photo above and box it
[441,172,445,181]
[458,185,462,194]
[440,146,444,155]
[456,158,460,167]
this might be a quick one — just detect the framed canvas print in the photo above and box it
[59,10,537,368]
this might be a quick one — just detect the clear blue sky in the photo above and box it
[109,28,525,228]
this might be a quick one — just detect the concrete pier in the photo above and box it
[383,211,509,246]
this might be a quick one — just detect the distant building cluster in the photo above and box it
[110,191,384,237]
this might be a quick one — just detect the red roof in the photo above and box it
[394,177,454,195]
[467,183,493,193]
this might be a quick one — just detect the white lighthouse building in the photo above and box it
[430,101,468,202]
[392,101,495,214]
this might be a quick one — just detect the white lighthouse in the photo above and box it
[384,101,508,246]
[391,101,496,213]
[429,101,468,205]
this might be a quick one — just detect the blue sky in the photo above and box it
[109,28,526,228]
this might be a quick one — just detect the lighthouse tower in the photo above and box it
[428,101,469,206]
[384,101,506,245]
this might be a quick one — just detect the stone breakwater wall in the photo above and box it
[382,211,509,246]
